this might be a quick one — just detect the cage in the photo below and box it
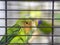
[0,0,60,45]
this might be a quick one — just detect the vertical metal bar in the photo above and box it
[52,0,54,45]
[5,0,7,45]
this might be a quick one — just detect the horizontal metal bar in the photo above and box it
[0,0,52,1]
[0,9,52,11]
[0,43,60,45]
[0,25,59,28]
[0,26,52,28]
[1,26,60,28]
[4,9,60,11]
[0,35,58,36]
[0,43,51,44]
[0,9,60,11]
[0,9,59,11]
[0,42,54,44]
[0,18,60,20]
[0,18,52,20]
[0,35,51,36]
[0,35,60,37]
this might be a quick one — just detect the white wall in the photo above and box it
[0,1,5,40]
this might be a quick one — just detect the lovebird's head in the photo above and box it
[16,11,42,33]
[19,11,42,25]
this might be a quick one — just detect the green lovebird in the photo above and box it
[0,11,52,45]
[0,20,21,43]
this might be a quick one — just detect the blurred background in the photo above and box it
[0,1,60,45]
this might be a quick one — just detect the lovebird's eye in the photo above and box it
[25,22,28,24]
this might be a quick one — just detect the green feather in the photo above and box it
[0,21,21,44]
